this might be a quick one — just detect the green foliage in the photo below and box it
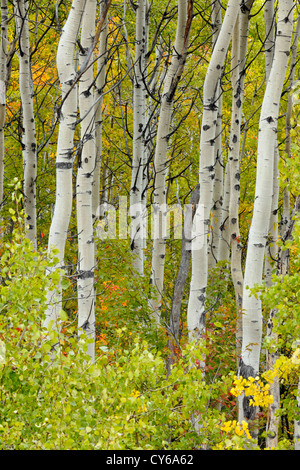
[250,215,300,446]
[0,227,244,450]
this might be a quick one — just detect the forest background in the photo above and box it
[1,0,300,451]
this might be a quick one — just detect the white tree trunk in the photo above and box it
[45,0,86,330]
[219,160,230,262]
[264,0,275,82]
[149,0,192,322]
[0,0,8,218]
[187,0,239,342]
[93,0,109,220]
[14,0,37,248]
[228,1,253,360]
[265,16,300,449]
[281,15,300,237]
[208,0,222,270]
[130,0,147,276]
[238,0,293,426]
[76,0,97,362]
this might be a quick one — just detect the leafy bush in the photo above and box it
[0,227,258,450]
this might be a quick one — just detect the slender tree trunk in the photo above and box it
[265,17,300,448]
[76,0,97,362]
[228,1,253,362]
[130,0,147,276]
[264,0,275,82]
[14,0,37,248]
[281,15,300,237]
[149,0,193,322]
[219,160,230,262]
[45,0,86,330]
[238,0,293,430]
[187,0,239,343]
[167,184,200,373]
[0,0,8,220]
[208,0,222,269]
[93,0,109,221]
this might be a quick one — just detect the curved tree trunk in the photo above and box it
[238,0,293,430]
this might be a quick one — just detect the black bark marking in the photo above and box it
[77,270,94,279]
[198,294,205,303]
[56,162,72,169]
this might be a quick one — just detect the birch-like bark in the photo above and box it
[238,0,293,427]
[93,0,109,221]
[228,1,253,361]
[76,0,97,362]
[0,0,8,220]
[265,17,300,449]
[219,160,230,262]
[263,0,276,285]
[14,0,37,248]
[187,0,239,343]
[281,16,300,236]
[45,0,86,330]
[130,0,147,276]
[149,0,193,322]
[208,0,222,269]
[264,0,275,82]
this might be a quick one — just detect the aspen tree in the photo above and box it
[76,0,97,362]
[265,16,300,449]
[45,0,86,330]
[238,0,294,427]
[281,15,300,236]
[0,0,8,219]
[218,161,230,262]
[130,0,147,276]
[264,0,275,82]
[149,0,193,322]
[93,0,109,221]
[208,0,222,269]
[187,0,239,343]
[228,0,253,360]
[14,0,37,248]
[263,0,276,286]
